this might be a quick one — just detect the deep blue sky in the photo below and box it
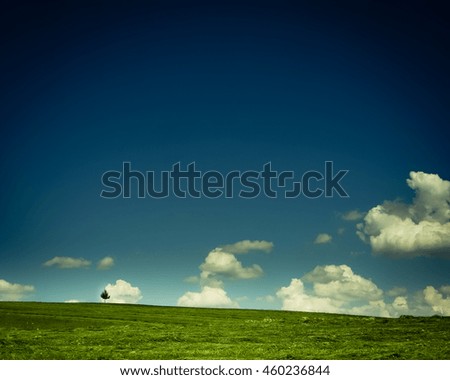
[1,1,449,316]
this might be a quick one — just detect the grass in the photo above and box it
[0,302,449,359]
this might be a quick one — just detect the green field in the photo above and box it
[0,302,449,359]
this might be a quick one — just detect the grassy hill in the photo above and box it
[0,302,449,359]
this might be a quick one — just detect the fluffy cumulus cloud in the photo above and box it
[392,296,409,313]
[303,265,383,302]
[0,279,34,301]
[177,286,238,308]
[276,263,450,317]
[342,210,365,221]
[43,256,91,269]
[277,278,343,314]
[178,240,270,308]
[198,241,270,286]
[423,286,450,316]
[200,249,263,282]
[97,256,114,270]
[357,171,450,258]
[105,279,142,304]
[314,233,332,244]
[276,265,392,317]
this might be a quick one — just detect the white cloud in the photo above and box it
[276,265,390,317]
[392,296,409,314]
[64,299,81,303]
[219,240,273,254]
[357,171,450,258]
[314,233,332,244]
[0,279,34,301]
[342,210,365,221]
[178,241,268,309]
[177,286,239,308]
[303,264,383,302]
[407,171,450,223]
[97,256,114,270]
[43,256,91,269]
[277,278,344,314]
[105,279,142,304]
[200,248,263,281]
[423,286,450,316]
[396,287,450,317]
[276,265,450,317]
[190,242,269,287]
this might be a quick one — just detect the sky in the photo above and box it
[1,0,450,317]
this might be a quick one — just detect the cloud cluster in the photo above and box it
[197,240,272,287]
[105,279,142,304]
[177,240,271,308]
[200,249,264,283]
[177,286,238,308]
[277,278,343,314]
[423,286,450,316]
[392,296,409,313]
[357,171,450,258]
[0,279,34,301]
[314,233,332,244]
[276,265,390,317]
[303,265,383,301]
[275,264,450,317]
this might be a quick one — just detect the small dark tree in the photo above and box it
[100,289,110,303]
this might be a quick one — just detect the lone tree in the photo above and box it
[100,289,110,303]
